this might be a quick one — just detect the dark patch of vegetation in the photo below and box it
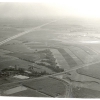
[28,70,49,77]
[0,65,49,78]
[0,66,25,78]
[36,62,64,72]
[36,49,64,73]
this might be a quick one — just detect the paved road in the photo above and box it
[1,59,100,88]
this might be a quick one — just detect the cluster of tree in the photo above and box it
[1,67,25,73]
[0,67,25,77]
[37,62,64,73]
[0,66,49,78]
[36,49,64,73]
[28,70,49,77]
[20,58,35,63]
[36,49,49,53]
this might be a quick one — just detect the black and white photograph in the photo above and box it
[0,0,100,98]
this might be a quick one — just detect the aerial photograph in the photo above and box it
[0,0,100,98]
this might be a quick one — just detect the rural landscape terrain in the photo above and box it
[0,17,100,98]
[1,1,100,98]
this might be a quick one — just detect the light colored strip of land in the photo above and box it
[64,48,83,66]
[50,49,70,70]
[3,86,27,95]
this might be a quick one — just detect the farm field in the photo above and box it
[57,48,77,68]
[7,49,47,62]
[0,49,11,55]
[1,83,44,97]
[29,63,54,74]
[76,45,96,55]
[8,88,48,97]
[0,82,21,90]
[42,19,87,32]
[16,28,57,43]
[77,62,100,80]
[67,46,93,64]
[0,18,52,42]
[0,54,17,62]
[64,48,83,66]
[0,26,23,42]
[0,59,32,70]
[23,77,69,97]
[72,87,100,98]
[50,49,70,70]
[64,44,100,63]
[0,79,10,85]
[0,41,34,53]
[8,52,42,62]
[85,44,100,54]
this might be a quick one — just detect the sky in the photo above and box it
[0,0,100,19]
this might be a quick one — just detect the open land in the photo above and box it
[0,18,100,97]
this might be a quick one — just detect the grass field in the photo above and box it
[77,62,100,80]
[0,59,32,70]
[16,28,56,43]
[0,55,17,62]
[0,79,10,85]
[8,51,46,63]
[0,18,52,42]
[0,26,23,42]
[0,49,11,55]
[42,19,85,32]
[8,52,42,62]
[23,77,67,97]
[0,41,34,53]
[72,87,100,98]
[0,81,21,91]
